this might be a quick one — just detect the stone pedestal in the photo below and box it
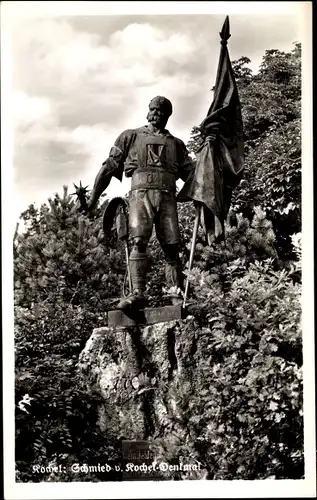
[78,314,208,480]
[107,304,182,327]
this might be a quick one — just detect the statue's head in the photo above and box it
[146,96,173,130]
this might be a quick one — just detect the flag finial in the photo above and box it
[219,15,231,44]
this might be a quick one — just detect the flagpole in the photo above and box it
[183,203,201,309]
[124,240,132,294]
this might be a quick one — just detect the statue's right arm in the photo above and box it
[88,130,134,211]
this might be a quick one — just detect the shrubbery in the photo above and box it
[15,189,126,482]
[185,231,302,479]
[178,209,302,479]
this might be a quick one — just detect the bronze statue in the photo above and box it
[87,96,194,311]
[85,17,244,316]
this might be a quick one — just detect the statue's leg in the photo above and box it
[126,236,149,306]
[155,191,184,300]
[161,243,183,290]
[117,190,153,310]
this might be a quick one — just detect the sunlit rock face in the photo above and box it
[78,316,208,480]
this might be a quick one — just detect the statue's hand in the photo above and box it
[205,133,217,145]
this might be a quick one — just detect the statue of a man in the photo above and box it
[87,96,194,310]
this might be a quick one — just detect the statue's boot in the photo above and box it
[117,293,146,310]
[117,250,148,311]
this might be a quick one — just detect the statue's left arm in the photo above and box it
[88,130,134,211]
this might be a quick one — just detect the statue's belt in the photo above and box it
[131,168,176,191]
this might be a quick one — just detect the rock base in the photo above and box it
[78,315,208,479]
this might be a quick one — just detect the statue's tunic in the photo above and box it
[106,125,194,245]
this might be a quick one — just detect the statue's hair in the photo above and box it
[149,96,173,117]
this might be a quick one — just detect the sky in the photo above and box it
[2,1,309,227]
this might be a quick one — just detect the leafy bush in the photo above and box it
[181,256,303,479]
[147,211,303,480]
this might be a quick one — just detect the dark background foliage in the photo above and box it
[14,43,302,482]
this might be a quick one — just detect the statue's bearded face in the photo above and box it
[146,96,173,129]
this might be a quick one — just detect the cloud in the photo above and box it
[109,22,195,67]
[13,18,210,117]
[13,92,53,128]
[12,17,211,216]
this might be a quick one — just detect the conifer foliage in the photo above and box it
[15,187,126,481]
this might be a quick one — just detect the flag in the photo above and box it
[178,16,244,244]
